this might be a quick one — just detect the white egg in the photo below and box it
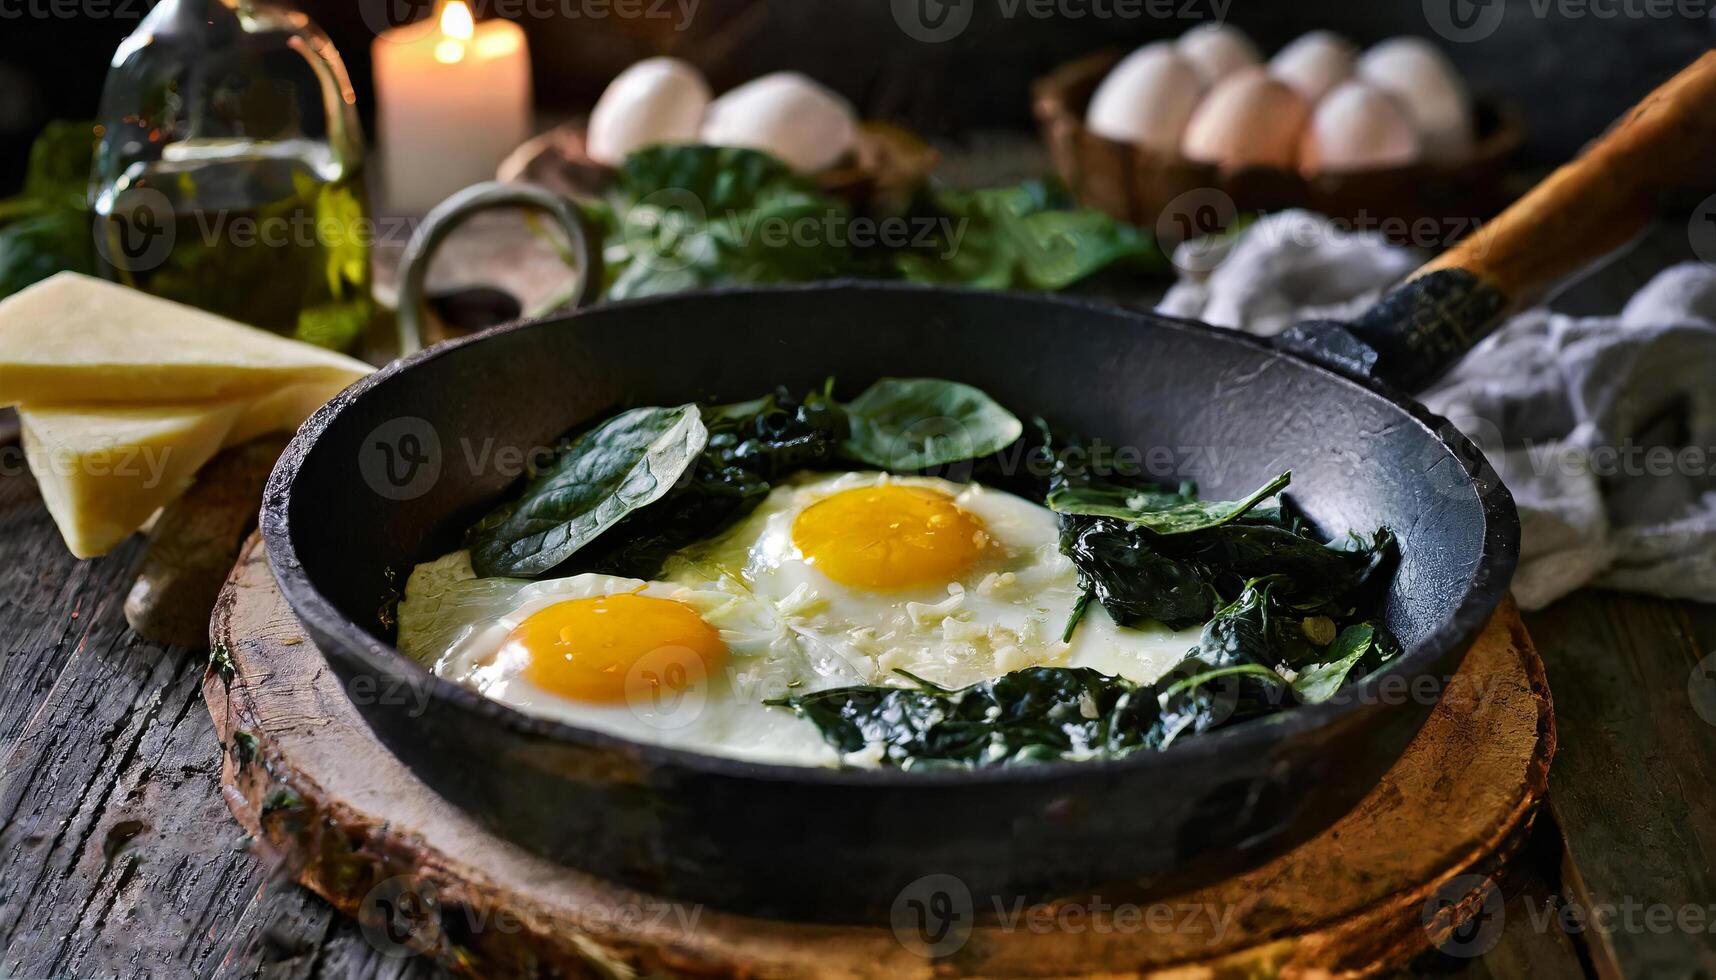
[1181,68,1311,171]
[1085,42,1206,153]
[668,471,1198,691]
[586,57,712,167]
[396,550,841,766]
[700,71,859,173]
[1300,81,1421,175]
[1177,23,1261,86]
[1356,37,1474,164]
[1269,30,1356,103]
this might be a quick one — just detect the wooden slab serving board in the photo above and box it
[206,534,1554,978]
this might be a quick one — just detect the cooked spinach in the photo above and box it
[1048,471,1289,535]
[465,378,1023,579]
[467,405,708,577]
[567,384,849,578]
[766,658,1299,768]
[841,377,1024,470]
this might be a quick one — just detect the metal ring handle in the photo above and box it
[396,182,603,356]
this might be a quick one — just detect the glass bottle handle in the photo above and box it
[396,182,603,356]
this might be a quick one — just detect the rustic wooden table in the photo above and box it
[3,182,1715,977]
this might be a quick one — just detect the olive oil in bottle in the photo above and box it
[91,0,371,351]
[95,140,372,350]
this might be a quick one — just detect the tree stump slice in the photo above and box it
[206,535,1554,978]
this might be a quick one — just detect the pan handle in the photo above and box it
[395,182,603,357]
[1324,50,1716,392]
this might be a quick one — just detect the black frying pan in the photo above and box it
[261,55,1716,923]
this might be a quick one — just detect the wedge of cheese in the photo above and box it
[21,402,244,558]
[225,377,353,447]
[0,272,372,404]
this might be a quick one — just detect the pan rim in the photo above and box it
[261,278,1519,789]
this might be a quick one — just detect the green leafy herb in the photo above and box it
[1291,624,1379,704]
[766,666,1166,768]
[569,385,849,578]
[840,377,1024,470]
[766,656,1299,768]
[468,379,1028,580]
[1049,471,1289,535]
[556,146,1168,302]
[0,121,98,297]
[467,405,708,577]
[591,145,852,301]
[893,180,1165,290]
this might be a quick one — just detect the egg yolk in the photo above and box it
[501,593,727,705]
[791,484,988,590]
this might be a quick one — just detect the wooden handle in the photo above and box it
[1337,50,1716,391]
[1417,49,1716,297]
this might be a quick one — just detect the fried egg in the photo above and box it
[665,472,1199,690]
[398,471,1203,767]
[397,550,849,766]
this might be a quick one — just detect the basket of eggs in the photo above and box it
[500,59,938,210]
[1032,26,1521,241]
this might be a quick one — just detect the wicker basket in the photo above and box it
[1032,51,1522,244]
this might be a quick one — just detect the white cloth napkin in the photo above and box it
[1158,210,1716,610]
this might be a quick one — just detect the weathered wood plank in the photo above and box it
[0,469,269,977]
[1524,593,1716,979]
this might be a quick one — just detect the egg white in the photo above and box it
[396,550,846,766]
[397,472,1204,767]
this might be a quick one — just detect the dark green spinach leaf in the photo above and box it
[1049,471,1289,534]
[840,377,1024,470]
[893,180,1166,290]
[1291,623,1378,703]
[467,405,707,577]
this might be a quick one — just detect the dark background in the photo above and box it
[1,0,1712,194]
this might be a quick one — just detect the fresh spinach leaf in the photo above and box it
[1049,471,1289,535]
[840,377,1024,470]
[893,180,1166,290]
[593,145,852,301]
[1291,624,1377,704]
[568,386,848,578]
[466,405,708,577]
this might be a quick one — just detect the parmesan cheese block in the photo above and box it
[225,377,352,447]
[21,402,244,558]
[0,272,372,405]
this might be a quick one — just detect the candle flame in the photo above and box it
[435,0,474,63]
[441,1,474,39]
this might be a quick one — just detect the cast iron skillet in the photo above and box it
[261,57,1716,923]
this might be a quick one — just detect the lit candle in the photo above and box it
[373,1,533,213]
